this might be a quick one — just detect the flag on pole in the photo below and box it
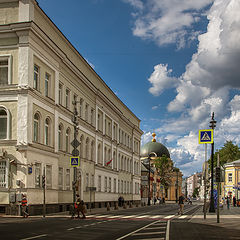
[106,159,112,166]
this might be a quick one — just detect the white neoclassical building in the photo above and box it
[0,0,142,215]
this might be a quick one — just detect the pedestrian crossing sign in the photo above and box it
[199,129,213,144]
[70,157,80,167]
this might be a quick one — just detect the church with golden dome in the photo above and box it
[141,133,183,204]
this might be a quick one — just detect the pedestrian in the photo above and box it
[162,197,165,204]
[158,197,162,204]
[226,196,230,210]
[21,194,29,218]
[178,193,185,215]
[233,196,236,207]
[75,195,86,219]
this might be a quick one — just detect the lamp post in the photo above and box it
[209,112,216,213]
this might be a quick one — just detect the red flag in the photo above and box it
[106,159,112,166]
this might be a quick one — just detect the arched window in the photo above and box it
[104,147,107,165]
[90,141,94,161]
[108,149,111,166]
[98,143,102,164]
[44,118,50,145]
[113,151,116,169]
[33,113,40,142]
[0,108,8,139]
[85,138,89,159]
[65,128,70,152]
[80,135,84,158]
[58,124,63,150]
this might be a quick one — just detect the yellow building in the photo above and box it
[224,159,240,200]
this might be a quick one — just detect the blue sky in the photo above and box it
[37,0,240,176]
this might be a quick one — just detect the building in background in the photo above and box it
[224,159,240,200]
[0,0,142,215]
[140,133,182,204]
[186,172,202,198]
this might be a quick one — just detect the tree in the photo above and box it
[154,155,173,188]
[209,141,240,168]
[192,187,199,198]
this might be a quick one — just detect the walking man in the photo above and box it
[21,194,29,218]
[178,193,185,215]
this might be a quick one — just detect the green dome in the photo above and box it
[140,141,170,158]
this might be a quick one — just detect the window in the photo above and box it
[79,98,83,118]
[91,174,94,187]
[44,118,50,145]
[86,173,89,189]
[66,89,70,109]
[65,128,70,152]
[59,83,63,105]
[90,141,94,161]
[46,165,52,188]
[114,179,116,193]
[109,177,111,193]
[0,108,7,139]
[90,108,94,126]
[98,176,101,192]
[45,73,50,97]
[58,124,63,150]
[104,177,107,192]
[0,59,8,85]
[0,161,7,187]
[58,167,63,189]
[98,143,102,164]
[35,163,41,188]
[85,138,89,159]
[85,103,89,122]
[33,65,39,90]
[66,169,70,190]
[228,173,233,182]
[33,113,40,142]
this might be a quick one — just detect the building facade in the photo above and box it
[0,0,142,215]
[224,159,240,200]
[186,172,202,198]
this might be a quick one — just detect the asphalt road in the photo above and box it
[0,204,199,240]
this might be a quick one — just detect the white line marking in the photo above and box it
[149,215,163,219]
[121,215,137,218]
[164,215,175,219]
[179,215,187,219]
[94,215,111,218]
[133,231,165,236]
[166,220,170,240]
[107,215,123,218]
[20,234,48,240]
[135,215,151,218]
[115,220,162,240]
[67,228,74,231]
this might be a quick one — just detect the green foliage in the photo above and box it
[192,187,199,198]
[208,141,240,168]
[154,155,173,188]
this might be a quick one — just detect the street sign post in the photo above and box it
[199,129,213,144]
[70,157,80,167]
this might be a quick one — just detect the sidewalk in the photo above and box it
[171,205,240,240]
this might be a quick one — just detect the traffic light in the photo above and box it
[42,175,46,188]
[215,167,221,182]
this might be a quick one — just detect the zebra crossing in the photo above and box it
[86,213,189,221]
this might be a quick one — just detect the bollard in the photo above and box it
[114,202,119,210]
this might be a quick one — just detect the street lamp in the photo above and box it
[209,112,216,213]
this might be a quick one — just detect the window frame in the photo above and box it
[0,106,10,140]
[33,112,40,143]
[0,160,9,188]
[33,64,40,90]
[0,55,12,85]
[45,72,50,97]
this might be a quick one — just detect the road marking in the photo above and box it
[20,234,48,240]
[179,215,187,219]
[121,215,137,218]
[164,215,175,219]
[115,220,162,240]
[75,226,82,229]
[135,215,151,218]
[107,215,123,218]
[149,215,163,219]
[133,231,165,236]
[95,215,111,218]
[166,220,170,240]
[67,228,74,231]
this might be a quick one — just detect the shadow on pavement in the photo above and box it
[171,222,240,240]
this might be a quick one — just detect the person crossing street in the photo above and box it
[21,194,29,218]
[178,193,185,215]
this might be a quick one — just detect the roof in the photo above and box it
[140,141,170,158]
[224,159,240,167]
